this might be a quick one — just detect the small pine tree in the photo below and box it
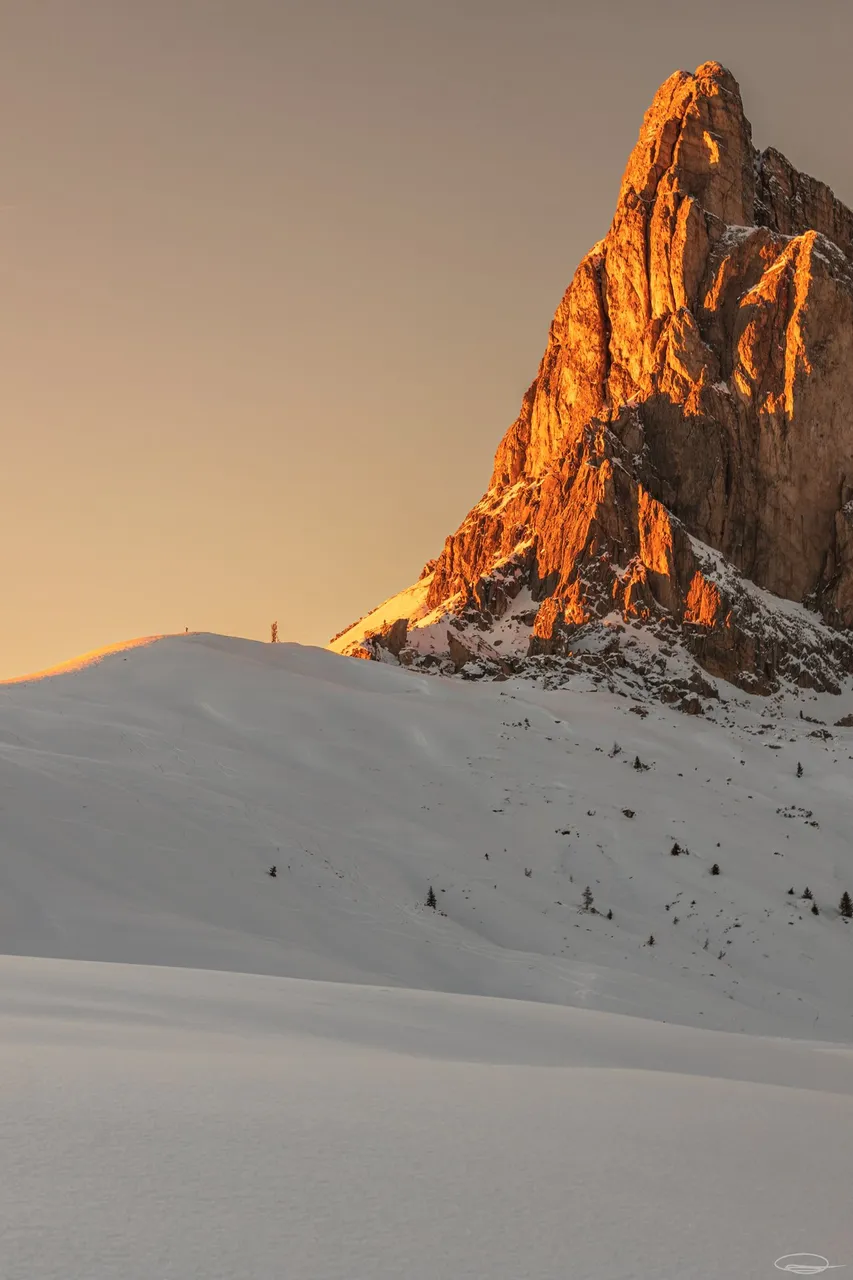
[802,886,813,900]
[606,908,613,921]
[711,862,720,876]
[839,891,853,919]
[267,865,277,878]
[647,934,655,946]
[811,901,820,916]
[670,842,681,856]
[270,621,279,643]
[633,755,643,771]
[796,761,803,777]
[426,885,437,909]
[582,885,594,911]
[788,887,795,895]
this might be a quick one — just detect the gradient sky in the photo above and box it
[2,0,852,676]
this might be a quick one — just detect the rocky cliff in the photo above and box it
[331,63,853,700]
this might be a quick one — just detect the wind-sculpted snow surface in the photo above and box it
[2,958,853,1280]
[4,635,853,1279]
[3,633,853,1041]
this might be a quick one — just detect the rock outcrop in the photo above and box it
[331,63,853,696]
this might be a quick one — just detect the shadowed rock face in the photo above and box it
[332,63,853,693]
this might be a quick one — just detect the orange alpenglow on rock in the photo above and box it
[684,572,724,628]
[330,63,853,698]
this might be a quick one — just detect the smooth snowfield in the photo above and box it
[3,632,853,1039]
[3,956,853,1280]
[4,635,853,1278]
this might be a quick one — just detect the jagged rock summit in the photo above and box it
[331,63,853,700]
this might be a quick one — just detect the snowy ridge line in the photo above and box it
[3,632,853,1042]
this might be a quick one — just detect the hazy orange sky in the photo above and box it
[2,0,852,677]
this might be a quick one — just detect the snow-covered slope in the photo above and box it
[3,957,853,1280]
[5,633,853,1279]
[3,632,853,1041]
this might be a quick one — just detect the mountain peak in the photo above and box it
[619,61,751,226]
[332,66,853,703]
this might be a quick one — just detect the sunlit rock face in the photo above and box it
[331,63,853,695]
